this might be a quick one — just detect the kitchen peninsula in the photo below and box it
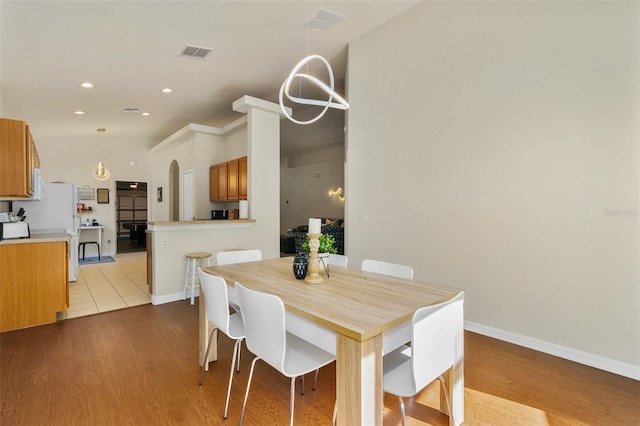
[146,96,285,305]
[0,232,69,332]
[146,219,258,305]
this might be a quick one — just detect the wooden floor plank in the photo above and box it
[1,301,638,425]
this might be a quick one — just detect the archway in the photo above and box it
[169,160,180,221]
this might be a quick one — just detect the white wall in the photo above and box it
[280,150,345,233]
[30,135,153,255]
[149,98,282,301]
[347,1,639,377]
[223,125,248,160]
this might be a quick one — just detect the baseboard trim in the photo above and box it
[152,289,199,306]
[464,321,639,381]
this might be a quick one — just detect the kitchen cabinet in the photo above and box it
[217,162,228,201]
[227,158,239,201]
[239,156,247,200]
[209,156,247,202]
[209,164,219,201]
[146,231,152,294]
[0,118,40,198]
[0,239,68,332]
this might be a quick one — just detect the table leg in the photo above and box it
[198,291,217,370]
[336,333,383,425]
[441,320,464,425]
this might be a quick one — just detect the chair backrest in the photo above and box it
[198,270,232,334]
[216,249,262,265]
[327,253,348,267]
[235,282,286,372]
[411,291,464,391]
[361,259,414,279]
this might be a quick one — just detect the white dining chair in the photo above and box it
[383,291,464,426]
[319,253,348,278]
[361,258,414,279]
[327,253,348,267]
[216,249,262,265]
[235,282,336,426]
[361,258,414,354]
[216,249,262,311]
[197,270,245,420]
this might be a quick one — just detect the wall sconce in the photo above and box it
[92,162,110,181]
[328,187,345,201]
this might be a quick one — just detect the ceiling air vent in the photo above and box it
[301,9,345,32]
[180,45,213,59]
[121,107,141,113]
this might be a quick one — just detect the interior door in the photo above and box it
[182,170,194,220]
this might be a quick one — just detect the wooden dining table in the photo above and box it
[200,257,464,426]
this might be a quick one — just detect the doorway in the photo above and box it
[115,181,148,253]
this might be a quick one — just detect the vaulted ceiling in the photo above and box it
[0,1,418,155]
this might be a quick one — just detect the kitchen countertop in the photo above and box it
[147,219,255,231]
[147,219,255,226]
[0,232,68,245]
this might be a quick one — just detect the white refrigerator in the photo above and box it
[13,183,80,281]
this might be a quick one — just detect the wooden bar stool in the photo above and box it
[184,252,212,305]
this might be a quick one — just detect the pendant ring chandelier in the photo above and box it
[93,161,111,181]
[279,54,349,125]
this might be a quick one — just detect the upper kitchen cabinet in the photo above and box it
[0,118,40,198]
[209,164,219,202]
[209,156,247,202]
[227,158,239,201]
[239,156,247,200]
[218,161,229,201]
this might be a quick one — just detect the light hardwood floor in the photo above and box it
[1,299,638,425]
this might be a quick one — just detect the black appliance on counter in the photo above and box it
[211,210,228,220]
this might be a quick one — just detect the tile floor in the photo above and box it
[60,251,151,320]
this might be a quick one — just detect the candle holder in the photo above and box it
[304,233,324,284]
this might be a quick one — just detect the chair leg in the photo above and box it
[312,368,319,390]
[399,396,406,426]
[223,338,242,418]
[236,339,242,372]
[198,327,218,385]
[299,368,319,395]
[239,356,260,426]
[290,377,296,426]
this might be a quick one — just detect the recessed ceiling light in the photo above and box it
[74,111,86,115]
[79,82,94,88]
[161,88,173,93]
[141,112,151,116]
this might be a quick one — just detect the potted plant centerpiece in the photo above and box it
[301,233,338,256]
[293,233,337,279]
